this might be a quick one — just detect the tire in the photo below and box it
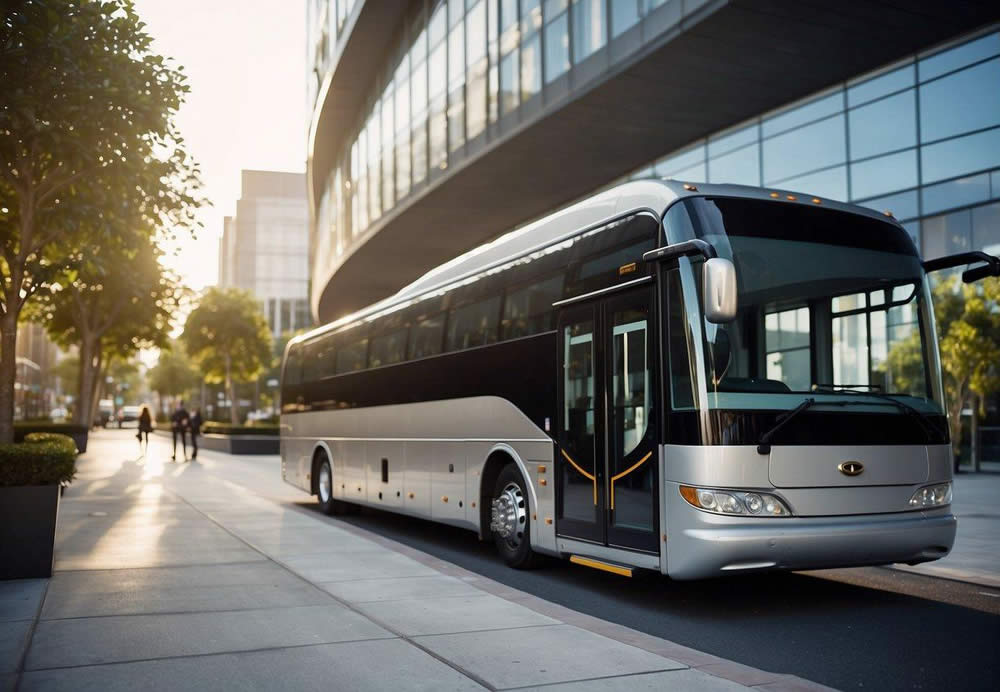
[315,454,354,516]
[491,463,540,569]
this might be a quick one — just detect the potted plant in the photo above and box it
[0,432,77,579]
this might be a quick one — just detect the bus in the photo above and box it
[280,180,999,579]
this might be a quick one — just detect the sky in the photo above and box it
[133,0,307,292]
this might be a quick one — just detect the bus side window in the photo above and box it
[501,274,563,339]
[335,334,369,374]
[446,296,501,351]
[370,327,408,367]
[409,313,446,359]
[284,344,302,386]
[667,270,696,410]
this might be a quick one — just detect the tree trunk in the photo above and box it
[226,354,239,426]
[89,354,108,431]
[0,311,19,444]
[74,335,101,427]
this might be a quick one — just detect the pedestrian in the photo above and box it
[189,408,202,460]
[137,406,153,453]
[170,400,190,461]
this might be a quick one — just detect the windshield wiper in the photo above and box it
[811,385,945,443]
[757,397,816,455]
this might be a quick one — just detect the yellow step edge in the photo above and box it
[569,555,633,577]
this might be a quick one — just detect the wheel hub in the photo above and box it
[490,482,526,547]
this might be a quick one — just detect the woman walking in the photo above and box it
[137,406,153,453]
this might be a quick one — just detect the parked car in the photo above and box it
[49,407,69,422]
[117,405,141,428]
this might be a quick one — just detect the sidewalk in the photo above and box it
[892,472,1000,588]
[1,431,831,692]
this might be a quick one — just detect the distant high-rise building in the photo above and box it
[218,170,312,337]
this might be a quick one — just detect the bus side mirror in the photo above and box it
[923,251,1000,283]
[703,258,737,323]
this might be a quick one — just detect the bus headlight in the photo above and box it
[908,482,952,508]
[680,486,791,517]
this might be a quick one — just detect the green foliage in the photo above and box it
[201,422,279,436]
[148,344,201,398]
[0,432,77,487]
[182,287,273,386]
[13,423,87,441]
[0,0,203,441]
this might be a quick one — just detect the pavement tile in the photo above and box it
[319,574,485,604]
[414,623,685,689]
[18,639,484,692]
[515,669,750,691]
[0,579,46,623]
[53,547,266,571]
[25,604,393,669]
[359,593,558,636]
[0,620,31,674]
[279,551,438,582]
[41,562,331,619]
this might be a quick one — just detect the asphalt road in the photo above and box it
[301,502,1000,692]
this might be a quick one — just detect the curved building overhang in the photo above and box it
[311,0,1000,323]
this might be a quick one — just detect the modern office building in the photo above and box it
[218,170,312,336]
[306,0,1000,322]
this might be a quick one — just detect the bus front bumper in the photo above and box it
[664,504,957,580]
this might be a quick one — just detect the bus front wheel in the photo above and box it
[491,464,540,569]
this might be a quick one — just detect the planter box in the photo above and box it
[0,484,60,580]
[153,430,279,455]
[15,426,88,454]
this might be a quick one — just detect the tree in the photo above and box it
[148,344,201,411]
[0,0,201,442]
[182,288,272,425]
[27,236,185,426]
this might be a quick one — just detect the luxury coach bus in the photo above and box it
[280,180,999,579]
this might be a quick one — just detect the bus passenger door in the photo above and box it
[556,287,659,554]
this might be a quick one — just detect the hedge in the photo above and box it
[0,432,78,487]
[13,422,88,442]
[201,422,280,436]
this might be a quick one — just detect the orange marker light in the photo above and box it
[786,195,797,201]
[769,192,780,198]
[811,197,822,204]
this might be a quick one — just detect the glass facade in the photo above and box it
[309,0,682,266]
[308,1,1000,287]
[627,27,1000,261]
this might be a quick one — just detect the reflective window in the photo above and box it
[847,63,914,107]
[521,0,541,35]
[610,0,640,38]
[972,202,1000,254]
[572,0,606,62]
[521,31,541,101]
[409,312,445,358]
[446,296,501,350]
[335,336,369,374]
[921,173,990,215]
[544,11,570,83]
[708,144,760,186]
[919,31,1000,82]
[763,115,846,183]
[921,209,971,260]
[858,189,919,221]
[765,307,811,393]
[850,149,918,200]
[848,90,916,159]
[708,123,757,157]
[921,127,1000,184]
[655,144,704,176]
[369,328,408,367]
[762,91,842,138]
[919,58,1000,142]
[429,3,447,45]
[500,48,519,113]
[502,275,563,338]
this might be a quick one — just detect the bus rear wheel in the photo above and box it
[491,463,540,569]
[315,456,353,516]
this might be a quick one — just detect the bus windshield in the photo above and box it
[670,196,943,415]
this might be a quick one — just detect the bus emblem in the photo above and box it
[838,461,864,476]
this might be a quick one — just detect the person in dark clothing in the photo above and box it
[189,409,203,460]
[137,406,153,453]
[170,401,190,461]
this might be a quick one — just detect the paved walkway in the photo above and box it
[893,472,1000,588]
[2,430,832,692]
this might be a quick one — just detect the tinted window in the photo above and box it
[284,344,303,386]
[369,328,408,367]
[446,296,501,351]
[335,335,368,374]
[409,313,445,359]
[302,336,334,383]
[502,274,563,339]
